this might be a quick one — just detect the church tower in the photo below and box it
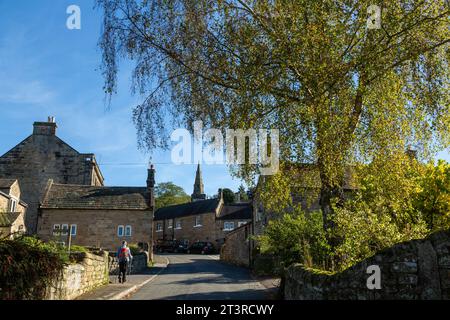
[191,163,206,202]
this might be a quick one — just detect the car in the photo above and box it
[187,241,215,254]
[155,240,180,253]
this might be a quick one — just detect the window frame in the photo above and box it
[223,221,235,231]
[61,224,69,236]
[167,219,173,229]
[156,222,163,232]
[125,225,132,237]
[9,198,17,213]
[117,225,124,237]
[175,220,182,229]
[52,224,61,236]
[194,215,202,227]
[238,221,247,227]
[70,224,77,236]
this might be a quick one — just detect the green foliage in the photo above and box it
[155,182,190,209]
[257,208,331,270]
[0,236,68,300]
[331,202,428,271]
[238,185,249,201]
[222,188,235,204]
[414,160,450,231]
[128,243,142,256]
[69,245,88,253]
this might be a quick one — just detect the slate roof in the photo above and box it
[217,203,253,220]
[154,199,220,221]
[40,183,150,210]
[0,179,16,191]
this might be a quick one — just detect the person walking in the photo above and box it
[117,241,133,283]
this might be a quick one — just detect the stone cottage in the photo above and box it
[37,165,156,251]
[0,117,104,234]
[0,179,27,238]
[153,165,252,249]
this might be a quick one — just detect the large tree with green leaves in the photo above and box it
[97,0,450,229]
[155,182,190,209]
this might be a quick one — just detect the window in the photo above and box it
[117,225,124,237]
[194,216,202,227]
[125,225,132,237]
[9,199,17,213]
[168,220,173,229]
[61,224,69,236]
[238,221,247,227]
[224,221,235,231]
[52,224,61,236]
[175,220,182,229]
[156,223,163,232]
[70,224,77,236]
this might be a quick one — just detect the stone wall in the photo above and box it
[285,230,450,300]
[46,251,109,300]
[220,223,252,267]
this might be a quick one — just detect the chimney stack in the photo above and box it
[147,164,156,209]
[33,116,57,136]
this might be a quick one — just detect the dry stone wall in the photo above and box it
[285,230,450,300]
[46,251,109,300]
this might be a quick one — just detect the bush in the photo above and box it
[256,208,331,270]
[0,236,68,299]
[331,201,428,271]
[128,243,142,255]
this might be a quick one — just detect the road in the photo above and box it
[128,254,271,300]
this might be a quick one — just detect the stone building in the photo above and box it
[37,166,155,251]
[0,179,27,238]
[0,117,104,233]
[153,165,252,249]
[252,164,357,238]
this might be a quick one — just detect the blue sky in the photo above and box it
[0,1,448,196]
[0,0,244,197]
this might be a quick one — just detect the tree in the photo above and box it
[415,160,450,231]
[97,0,450,232]
[155,182,190,209]
[222,188,235,204]
[237,184,249,201]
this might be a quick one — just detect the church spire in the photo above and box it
[191,163,206,202]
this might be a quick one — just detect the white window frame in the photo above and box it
[167,219,173,229]
[70,224,77,236]
[125,225,132,237]
[175,220,182,229]
[224,221,235,231]
[194,215,202,227]
[117,225,124,237]
[9,198,17,213]
[156,223,163,232]
[52,224,61,236]
[238,221,247,227]
[61,224,69,236]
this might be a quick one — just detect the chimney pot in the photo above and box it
[33,117,57,136]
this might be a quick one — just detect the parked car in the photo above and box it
[187,241,215,254]
[155,240,190,253]
[155,240,179,253]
